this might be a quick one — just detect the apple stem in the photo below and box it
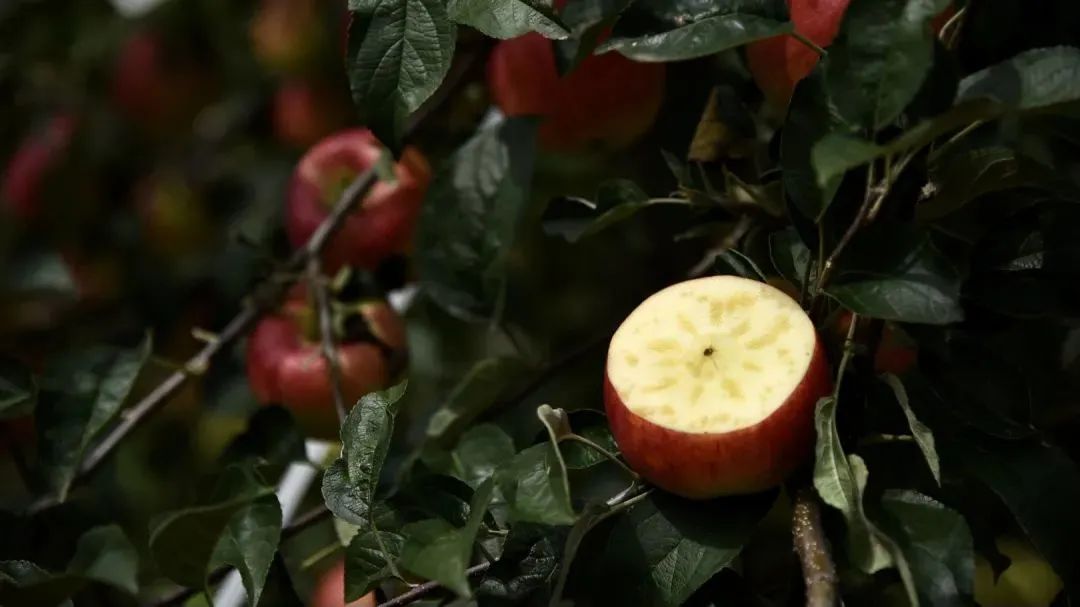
[564,434,640,480]
[790,31,827,58]
[793,488,839,607]
[859,433,915,447]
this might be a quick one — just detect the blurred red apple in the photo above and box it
[272,80,350,149]
[310,561,376,607]
[285,129,431,272]
[246,287,406,438]
[2,113,78,220]
[111,30,212,131]
[487,33,666,151]
[604,275,831,498]
[250,0,322,74]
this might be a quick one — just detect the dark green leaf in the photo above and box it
[781,67,846,220]
[712,249,767,281]
[559,410,617,470]
[497,443,575,526]
[600,491,774,606]
[447,0,568,39]
[826,225,965,324]
[0,357,35,419]
[220,406,307,467]
[825,0,949,131]
[553,0,631,70]
[542,180,679,243]
[957,46,1080,111]
[942,436,1080,599]
[322,383,408,526]
[346,0,456,146]
[813,398,893,573]
[879,374,941,484]
[400,480,495,596]
[1,250,76,297]
[0,525,139,607]
[768,227,814,289]
[478,525,562,600]
[425,357,528,445]
[599,0,790,62]
[36,337,151,500]
[345,528,406,599]
[879,490,974,607]
[208,496,282,606]
[450,424,517,486]
[150,466,274,587]
[417,117,538,320]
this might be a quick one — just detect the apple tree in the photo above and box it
[1,0,1080,606]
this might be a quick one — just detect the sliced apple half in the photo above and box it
[604,275,831,498]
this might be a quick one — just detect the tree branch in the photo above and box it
[377,563,491,607]
[792,488,839,607]
[308,257,349,425]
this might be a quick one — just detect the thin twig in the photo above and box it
[792,488,839,607]
[790,31,828,57]
[308,257,349,425]
[377,562,492,607]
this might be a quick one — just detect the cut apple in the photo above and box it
[604,275,831,498]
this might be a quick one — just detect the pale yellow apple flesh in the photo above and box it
[607,275,818,433]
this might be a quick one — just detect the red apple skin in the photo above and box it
[309,561,376,607]
[111,30,212,131]
[2,113,78,220]
[246,294,406,438]
[285,129,432,272]
[272,80,349,149]
[604,340,832,498]
[487,33,666,151]
[747,1,954,108]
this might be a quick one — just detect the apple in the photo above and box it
[250,0,322,74]
[747,0,955,108]
[285,129,431,272]
[604,275,831,498]
[487,33,666,151]
[272,80,349,149]
[2,113,78,221]
[134,170,213,259]
[974,536,1063,607]
[310,561,376,607]
[246,287,406,438]
[833,312,917,376]
[111,30,212,131]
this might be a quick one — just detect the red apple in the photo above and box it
[2,113,78,221]
[604,275,832,498]
[250,0,322,74]
[285,129,431,272]
[487,33,666,151]
[111,30,212,131]
[833,312,917,376]
[272,80,349,149]
[310,561,376,607]
[747,1,955,108]
[246,287,406,438]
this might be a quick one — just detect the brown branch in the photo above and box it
[792,488,839,607]
[377,562,491,607]
[308,257,349,425]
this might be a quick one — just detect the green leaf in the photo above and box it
[477,525,562,600]
[322,383,408,526]
[811,134,884,191]
[345,528,406,600]
[425,357,528,446]
[825,0,948,131]
[220,406,307,467]
[543,180,691,243]
[497,443,576,526]
[400,480,495,596]
[36,337,151,500]
[879,490,974,607]
[942,436,1080,599]
[447,0,568,40]
[600,491,775,606]
[879,374,941,484]
[768,227,814,289]
[957,46,1080,111]
[781,67,846,220]
[416,117,538,320]
[559,410,617,470]
[149,466,275,588]
[0,525,139,607]
[598,0,791,62]
[1,250,77,297]
[813,398,894,574]
[207,496,282,606]
[0,357,35,419]
[553,0,631,70]
[450,424,517,486]
[826,225,965,324]
[346,0,456,146]
[712,249,767,281]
